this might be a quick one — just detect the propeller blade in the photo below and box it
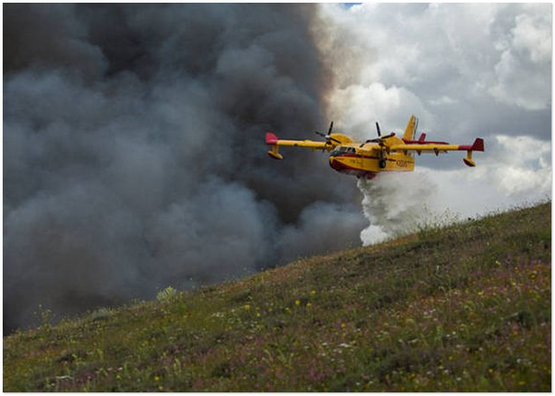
[315,131,340,145]
[360,132,396,147]
[376,122,381,137]
[316,124,340,144]
[360,139,373,147]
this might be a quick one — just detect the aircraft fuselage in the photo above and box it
[328,145,415,179]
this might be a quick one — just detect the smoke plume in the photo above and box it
[357,171,437,246]
[4,4,365,332]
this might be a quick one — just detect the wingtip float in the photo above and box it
[265,115,485,179]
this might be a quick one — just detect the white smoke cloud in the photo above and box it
[357,172,436,246]
[277,201,367,263]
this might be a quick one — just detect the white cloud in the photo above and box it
[489,9,552,110]
[319,3,552,130]
[319,3,551,232]
[489,135,551,195]
[409,133,551,217]
[512,9,552,64]
[328,82,431,139]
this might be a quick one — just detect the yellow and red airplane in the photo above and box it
[265,115,484,179]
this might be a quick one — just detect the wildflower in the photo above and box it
[154,376,160,382]
[310,290,317,296]
[306,302,312,307]
[295,300,301,306]
[244,304,251,310]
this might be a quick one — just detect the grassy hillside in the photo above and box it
[4,202,551,391]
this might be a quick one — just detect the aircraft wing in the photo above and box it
[389,138,485,166]
[266,132,333,159]
[389,138,484,153]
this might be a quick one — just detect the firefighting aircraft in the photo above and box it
[265,115,484,179]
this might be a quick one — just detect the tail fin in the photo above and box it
[403,115,418,141]
[471,138,485,152]
[266,132,279,145]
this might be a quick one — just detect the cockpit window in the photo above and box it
[330,146,356,156]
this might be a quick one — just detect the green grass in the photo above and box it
[3,202,551,391]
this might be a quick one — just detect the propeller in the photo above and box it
[315,121,341,144]
[359,121,396,147]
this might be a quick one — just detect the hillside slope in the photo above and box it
[3,202,551,391]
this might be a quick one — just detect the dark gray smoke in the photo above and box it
[4,4,364,332]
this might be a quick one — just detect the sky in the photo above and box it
[319,3,551,219]
[3,3,552,331]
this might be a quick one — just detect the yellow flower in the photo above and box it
[306,302,312,307]
[244,304,251,310]
[154,376,160,382]
[310,290,317,296]
[295,300,301,306]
